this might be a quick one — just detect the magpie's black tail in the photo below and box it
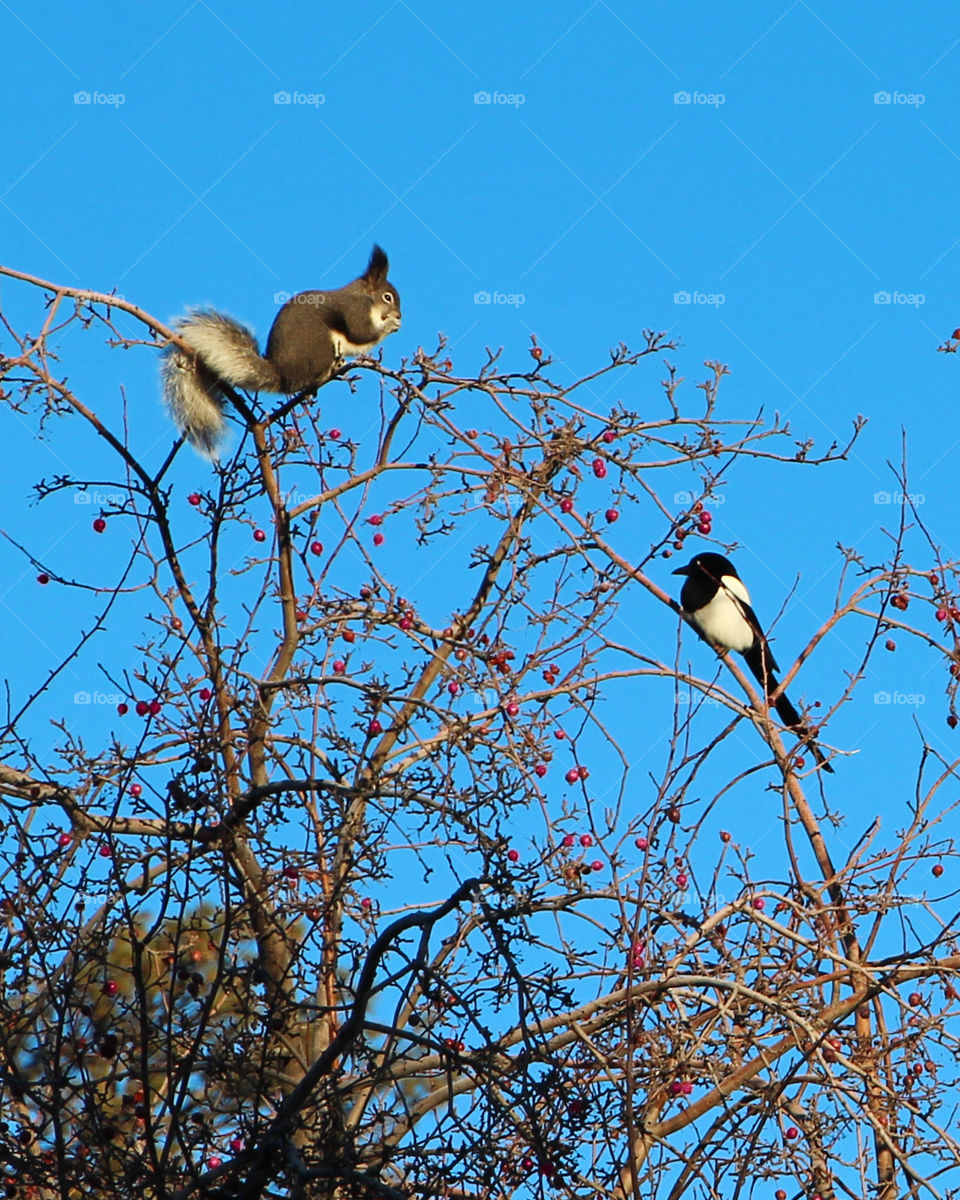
[742,644,833,773]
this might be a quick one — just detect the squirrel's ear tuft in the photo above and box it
[365,244,389,282]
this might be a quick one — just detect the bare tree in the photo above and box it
[0,264,957,1200]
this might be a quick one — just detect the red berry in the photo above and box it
[531,346,542,360]
[99,843,112,858]
[635,836,648,850]
[776,1191,787,1200]
[229,1138,243,1153]
[135,700,149,716]
[949,714,958,729]
[577,765,589,779]
[283,866,299,881]
[37,573,50,585]
[885,639,896,651]
[676,872,688,887]
[342,629,356,643]
[130,783,142,797]
[310,541,323,555]
[93,518,106,533]
[605,508,619,522]
[933,863,944,877]
[373,532,384,546]
[592,458,607,479]
[447,681,459,695]
[953,329,960,340]
[590,859,603,872]
[559,497,573,514]
[149,700,161,715]
[117,702,128,716]
[328,428,341,439]
[368,514,383,526]
[505,701,520,717]
[562,834,575,847]
[669,1080,683,1096]
[187,492,201,506]
[580,834,593,848]
[207,1156,222,1170]
[752,897,765,910]
[534,763,547,778]
[104,980,119,996]
[507,848,520,862]
[253,529,266,543]
[565,768,579,784]
[720,830,731,843]
[666,805,681,823]
[360,897,372,909]
[332,660,346,674]
[198,687,212,701]
[368,719,382,735]
[602,428,616,443]
[58,832,72,847]
[909,991,923,1006]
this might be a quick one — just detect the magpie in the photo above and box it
[672,551,833,772]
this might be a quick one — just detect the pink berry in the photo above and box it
[676,872,688,887]
[681,1081,693,1095]
[752,897,765,910]
[669,1080,683,1096]
[187,493,201,506]
[99,843,112,858]
[373,532,384,546]
[253,529,266,543]
[93,518,106,533]
[534,763,547,778]
[399,614,413,630]
[104,980,118,996]
[635,836,648,850]
[360,896,372,909]
[328,428,341,439]
[130,783,142,797]
[565,768,579,784]
[559,497,573,513]
[447,680,459,695]
[507,848,520,862]
[333,660,346,674]
[368,719,382,735]
[198,687,212,701]
[590,859,603,872]
[368,514,383,526]
[207,1156,222,1170]
[602,428,616,443]
[310,541,323,556]
[592,458,607,478]
[937,607,949,621]
[505,701,520,717]
[562,834,575,847]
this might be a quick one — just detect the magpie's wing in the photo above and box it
[716,577,780,676]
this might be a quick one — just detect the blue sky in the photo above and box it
[2,2,960,874]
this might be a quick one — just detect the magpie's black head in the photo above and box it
[672,552,739,580]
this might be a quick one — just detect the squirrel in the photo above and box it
[161,245,401,456]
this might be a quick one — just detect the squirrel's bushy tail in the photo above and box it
[161,310,280,457]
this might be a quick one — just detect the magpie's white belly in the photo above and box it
[693,590,755,652]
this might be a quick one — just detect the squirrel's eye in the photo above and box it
[382,291,394,304]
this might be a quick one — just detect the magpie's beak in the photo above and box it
[671,565,689,576]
